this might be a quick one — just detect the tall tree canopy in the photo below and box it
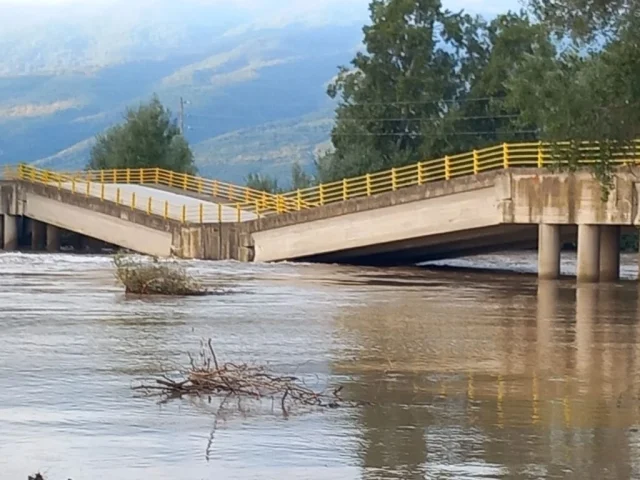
[319,0,640,190]
[88,96,196,174]
[318,0,546,182]
[505,0,640,188]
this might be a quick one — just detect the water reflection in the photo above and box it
[333,276,640,479]
[3,253,640,479]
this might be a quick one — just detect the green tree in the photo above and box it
[504,1,640,192]
[245,172,282,193]
[444,12,548,152]
[88,96,196,174]
[245,162,316,193]
[318,1,547,183]
[319,0,484,182]
[290,161,315,190]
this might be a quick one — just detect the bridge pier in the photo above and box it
[577,225,601,283]
[31,220,46,251]
[538,224,561,280]
[2,214,18,250]
[599,226,620,282]
[46,224,61,253]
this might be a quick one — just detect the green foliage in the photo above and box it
[245,172,282,193]
[506,1,640,196]
[319,1,542,182]
[246,161,316,193]
[88,95,196,174]
[290,162,315,190]
[320,0,640,193]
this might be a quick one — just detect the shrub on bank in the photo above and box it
[113,253,208,296]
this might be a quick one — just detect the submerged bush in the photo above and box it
[113,253,208,296]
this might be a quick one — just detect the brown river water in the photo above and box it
[2,252,640,479]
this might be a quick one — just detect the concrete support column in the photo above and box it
[31,220,46,251]
[3,214,18,250]
[599,226,620,282]
[538,224,561,280]
[577,224,601,283]
[46,224,61,253]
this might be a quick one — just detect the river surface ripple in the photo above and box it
[1,251,640,479]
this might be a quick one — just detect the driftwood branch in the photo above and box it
[133,339,363,412]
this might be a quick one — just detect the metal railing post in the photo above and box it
[503,143,509,169]
[391,168,397,191]
[445,156,451,180]
[473,150,479,174]
[366,174,372,195]
[537,142,544,168]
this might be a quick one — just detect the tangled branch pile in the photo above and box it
[113,253,208,296]
[134,339,356,413]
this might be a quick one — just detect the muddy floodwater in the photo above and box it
[2,252,640,479]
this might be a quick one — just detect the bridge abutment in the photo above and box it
[538,224,561,280]
[599,226,620,282]
[577,225,601,283]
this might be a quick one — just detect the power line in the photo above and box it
[332,130,539,137]
[335,96,509,107]
[187,113,519,122]
[337,114,522,121]
[184,96,510,113]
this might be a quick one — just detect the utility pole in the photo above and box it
[179,96,185,135]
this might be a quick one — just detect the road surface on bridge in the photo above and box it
[56,181,258,223]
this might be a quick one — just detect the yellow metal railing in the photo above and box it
[4,164,257,224]
[275,141,640,210]
[52,167,296,213]
[4,140,640,222]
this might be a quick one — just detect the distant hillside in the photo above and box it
[34,111,335,183]
[0,0,365,182]
[194,111,334,183]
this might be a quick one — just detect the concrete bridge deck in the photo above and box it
[2,141,640,283]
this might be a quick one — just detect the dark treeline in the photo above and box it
[247,0,640,192]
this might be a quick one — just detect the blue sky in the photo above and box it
[0,0,523,16]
